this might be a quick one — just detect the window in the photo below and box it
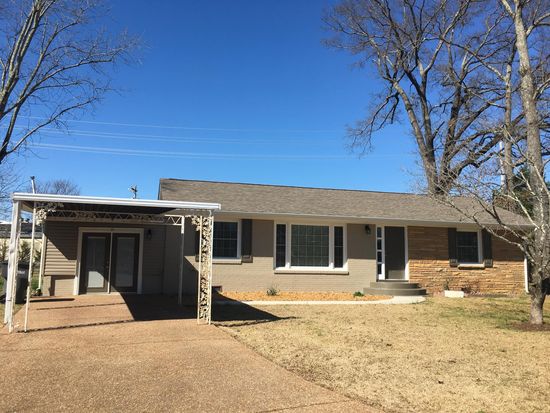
[275,224,286,268]
[376,226,383,277]
[213,222,238,258]
[456,231,479,263]
[334,226,344,268]
[274,223,346,269]
[291,225,329,267]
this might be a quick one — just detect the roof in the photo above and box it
[159,178,529,227]
[12,193,221,215]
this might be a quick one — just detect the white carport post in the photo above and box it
[4,200,21,332]
[178,216,185,305]
[23,202,37,332]
[38,225,46,292]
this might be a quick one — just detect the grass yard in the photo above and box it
[216,297,550,413]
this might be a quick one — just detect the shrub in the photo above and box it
[353,291,364,297]
[266,286,279,296]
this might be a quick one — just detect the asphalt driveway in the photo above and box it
[0,295,371,412]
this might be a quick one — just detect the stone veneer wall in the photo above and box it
[408,226,525,295]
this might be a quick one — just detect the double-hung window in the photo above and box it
[275,223,346,269]
[456,231,480,263]
[213,221,239,259]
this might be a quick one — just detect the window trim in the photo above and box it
[273,222,347,271]
[456,228,483,264]
[212,220,241,261]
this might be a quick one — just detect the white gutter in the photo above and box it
[11,192,221,211]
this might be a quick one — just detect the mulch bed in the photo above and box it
[511,322,550,332]
[215,291,390,302]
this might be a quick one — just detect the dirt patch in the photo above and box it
[216,291,390,301]
[511,322,550,331]
[217,296,550,413]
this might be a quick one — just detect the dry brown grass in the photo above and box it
[216,296,550,413]
[217,291,390,301]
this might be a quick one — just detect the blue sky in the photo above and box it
[15,0,419,199]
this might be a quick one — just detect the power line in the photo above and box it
[31,128,338,145]
[18,115,340,133]
[31,143,352,160]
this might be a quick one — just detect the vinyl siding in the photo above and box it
[42,221,166,296]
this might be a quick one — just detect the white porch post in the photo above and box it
[193,214,214,324]
[4,200,21,331]
[38,222,46,292]
[178,216,185,305]
[23,202,37,332]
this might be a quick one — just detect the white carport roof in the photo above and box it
[12,192,221,214]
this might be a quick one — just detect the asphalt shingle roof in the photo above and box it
[159,178,529,226]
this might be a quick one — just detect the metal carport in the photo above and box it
[3,192,220,332]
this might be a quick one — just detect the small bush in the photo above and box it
[266,286,279,296]
[353,291,364,297]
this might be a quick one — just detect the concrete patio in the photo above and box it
[0,295,373,412]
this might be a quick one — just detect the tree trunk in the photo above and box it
[504,0,549,324]
[529,289,546,325]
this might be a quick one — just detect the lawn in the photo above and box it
[216,297,550,413]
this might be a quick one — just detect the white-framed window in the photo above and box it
[213,221,240,259]
[456,229,482,264]
[274,222,347,270]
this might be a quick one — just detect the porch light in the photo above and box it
[364,225,371,235]
[146,229,152,240]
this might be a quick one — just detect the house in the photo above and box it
[3,179,529,329]
[0,221,43,262]
[159,179,528,296]
[3,179,525,304]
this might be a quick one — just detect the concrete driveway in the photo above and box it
[0,295,371,412]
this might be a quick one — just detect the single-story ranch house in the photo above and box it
[41,178,530,296]
[3,178,530,328]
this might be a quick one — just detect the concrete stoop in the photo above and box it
[364,280,427,296]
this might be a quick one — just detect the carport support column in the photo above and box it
[192,214,214,324]
[23,202,37,332]
[4,200,21,331]
[178,216,185,305]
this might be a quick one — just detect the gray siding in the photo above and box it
[42,221,166,296]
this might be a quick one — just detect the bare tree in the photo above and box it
[327,0,550,323]
[438,0,550,324]
[325,0,521,194]
[0,0,135,164]
[33,178,80,195]
[0,161,21,217]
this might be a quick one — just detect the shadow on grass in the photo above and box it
[212,296,296,327]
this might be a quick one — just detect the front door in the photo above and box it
[80,233,110,293]
[110,234,139,293]
[80,232,140,294]
[384,227,406,280]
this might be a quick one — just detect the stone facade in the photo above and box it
[408,226,525,295]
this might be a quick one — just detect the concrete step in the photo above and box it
[364,281,427,296]
[369,281,420,289]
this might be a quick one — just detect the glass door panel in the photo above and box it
[111,234,139,292]
[80,234,110,293]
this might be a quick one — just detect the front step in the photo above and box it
[364,280,426,296]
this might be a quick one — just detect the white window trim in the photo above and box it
[376,225,385,281]
[212,220,241,262]
[75,227,144,295]
[456,228,483,265]
[273,222,348,272]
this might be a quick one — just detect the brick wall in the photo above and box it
[408,226,525,295]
